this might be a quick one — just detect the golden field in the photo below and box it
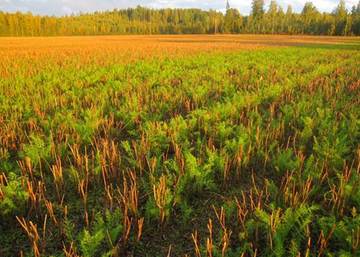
[0,34,359,77]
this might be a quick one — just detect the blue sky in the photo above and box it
[0,0,358,16]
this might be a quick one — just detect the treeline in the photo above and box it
[0,0,360,36]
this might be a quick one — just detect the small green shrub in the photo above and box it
[0,172,28,217]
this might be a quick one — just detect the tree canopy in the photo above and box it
[0,1,359,36]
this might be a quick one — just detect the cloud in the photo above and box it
[0,0,358,16]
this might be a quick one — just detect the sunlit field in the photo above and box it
[1,35,359,77]
[0,35,359,257]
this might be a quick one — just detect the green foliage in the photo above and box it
[21,134,51,165]
[0,149,14,174]
[1,44,359,257]
[146,176,174,222]
[299,116,314,150]
[79,229,105,257]
[273,149,300,175]
[95,209,123,246]
[0,173,28,217]
[78,209,123,257]
[0,2,359,36]
[176,151,216,201]
[317,213,360,256]
[63,218,76,242]
[75,109,101,144]
[255,205,317,257]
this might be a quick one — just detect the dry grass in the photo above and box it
[0,34,359,257]
[0,34,358,77]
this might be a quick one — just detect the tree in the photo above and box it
[0,11,7,35]
[351,1,360,35]
[333,0,348,35]
[266,0,278,33]
[0,3,359,36]
[301,2,320,34]
[224,8,242,33]
[284,5,295,34]
[209,10,219,34]
[251,0,265,33]
[277,6,285,33]
[251,0,265,18]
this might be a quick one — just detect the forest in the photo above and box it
[0,0,360,36]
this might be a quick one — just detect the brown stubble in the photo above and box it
[1,34,358,78]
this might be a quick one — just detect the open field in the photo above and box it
[1,35,360,78]
[0,35,360,257]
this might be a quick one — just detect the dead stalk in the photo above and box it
[16,217,41,257]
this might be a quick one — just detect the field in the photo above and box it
[0,35,360,257]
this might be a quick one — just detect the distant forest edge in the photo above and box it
[1,0,360,36]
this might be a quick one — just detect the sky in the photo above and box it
[0,0,358,16]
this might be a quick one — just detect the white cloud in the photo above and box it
[61,5,73,15]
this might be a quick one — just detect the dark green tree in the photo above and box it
[0,2,359,36]
[301,2,320,34]
[266,0,278,33]
[333,0,348,35]
[284,5,295,34]
[351,1,360,34]
[224,8,242,33]
[251,0,265,32]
